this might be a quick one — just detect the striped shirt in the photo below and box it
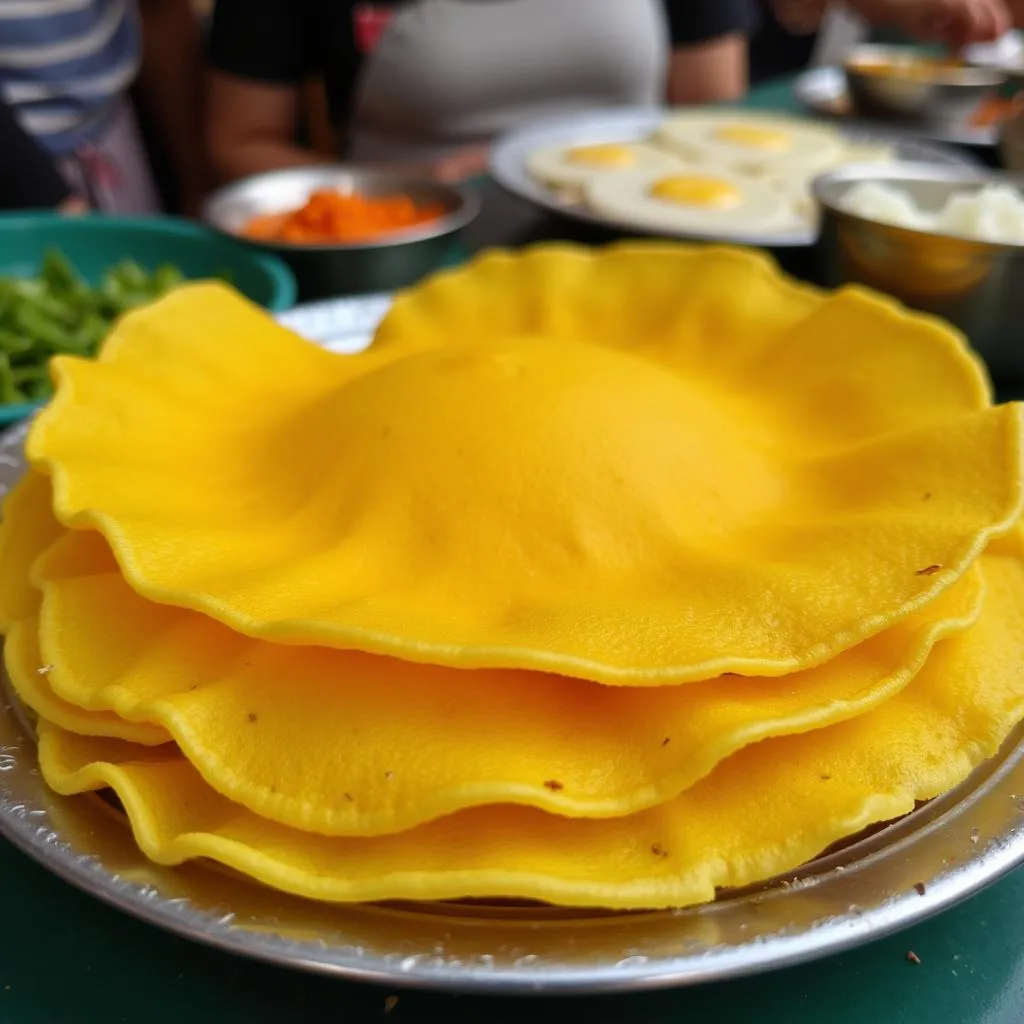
[0,0,140,156]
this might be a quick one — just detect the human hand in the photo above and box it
[1003,0,1024,28]
[856,0,1011,47]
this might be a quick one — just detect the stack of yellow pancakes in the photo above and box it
[3,242,1024,910]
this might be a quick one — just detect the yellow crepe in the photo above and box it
[5,518,975,834]
[374,246,993,451]
[5,617,167,745]
[26,245,1022,684]
[0,468,65,629]
[37,541,1024,909]
[0,474,168,744]
[0,469,989,833]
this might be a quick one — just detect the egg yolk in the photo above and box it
[649,176,742,210]
[566,144,637,168]
[713,125,792,152]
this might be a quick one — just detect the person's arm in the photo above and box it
[206,0,323,183]
[668,33,750,104]
[206,71,323,183]
[772,0,1009,45]
[136,0,209,214]
[664,1,760,104]
[0,99,80,212]
[205,3,488,183]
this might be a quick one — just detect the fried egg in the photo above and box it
[584,169,799,237]
[766,175,819,229]
[652,113,847,176]
[526,140,687,189]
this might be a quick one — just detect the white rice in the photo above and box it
[839,181,931,230]
[840,181,1024,244]
[937,185,1024,243]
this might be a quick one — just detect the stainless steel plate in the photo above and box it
[277,293,393,352]
[489,106,980,249]
[794,67,999,148]
[3,352,1024,992]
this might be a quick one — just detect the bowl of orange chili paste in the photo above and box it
[203,167,480,300]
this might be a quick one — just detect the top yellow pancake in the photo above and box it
[27,243,1024,683]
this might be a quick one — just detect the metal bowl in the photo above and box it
[844,45,1006,125]
[812,163,1024,381]
[202,167,480,301]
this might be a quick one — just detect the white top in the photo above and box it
[348,0,669,163]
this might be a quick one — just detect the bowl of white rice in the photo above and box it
[812,163,1024,381]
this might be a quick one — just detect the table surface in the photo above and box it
[4,75,1024,1024]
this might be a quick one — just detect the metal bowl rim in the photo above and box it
[201,167,482,254]
[843,44,1009,87]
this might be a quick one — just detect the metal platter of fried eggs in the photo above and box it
[526,112,895,237]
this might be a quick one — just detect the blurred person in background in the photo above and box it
[203,0,1021,249]
[204,0,760,186]
[0,0,206,214]
[205,0,1019,188]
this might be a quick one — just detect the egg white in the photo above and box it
[765,174,821,230]
[525,140,688,189]
[584,168,800,237]
[765,138,898,227]
[651,112,847,176]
